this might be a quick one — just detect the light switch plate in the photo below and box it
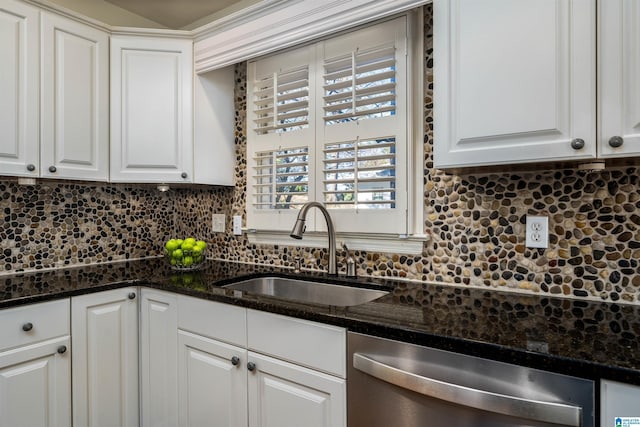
[526,215,549,248]
[233,215,243,235]
[212,214,225,233]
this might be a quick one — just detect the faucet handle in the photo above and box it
[342,244,357,278]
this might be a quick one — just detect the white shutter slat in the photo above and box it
[323,106,396,122]
[324,94,396,113]
[324,141,395,153]
[354,69,395,86]
[252,147,309,210]
[251,64,310,135]
[322,138,396,209]
[324,82,395,103]
[323,42,397,125]
[256,121,310,133]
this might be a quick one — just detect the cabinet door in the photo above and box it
[71,287,139,427]
[0,0,39,177]
[110,36,193,183]
[141,289,178,427]
[178,330,248,427]
[601,380,640,426]
[434,0,596,168]
[0,336,71,427]
[598,0,640,158]
[41,12,109,181]
[247,352,346,427]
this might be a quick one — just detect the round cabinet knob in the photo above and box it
[181,172,188,179]
[22,322,33,332]
[128,292,136,300]
[48,166,57,173]
[247,362,256,372]
[609,136,624,148]
[231,356,240,366]
[571,138,585,150]
[57,345,67,354]
[26,164,36,172]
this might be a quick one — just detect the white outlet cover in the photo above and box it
[526,215,549,248]
[212,214,225,233]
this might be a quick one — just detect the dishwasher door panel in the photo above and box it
[347,332,594,427]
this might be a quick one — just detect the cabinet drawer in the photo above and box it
[247,310,346,377]
[0,299,70,351]
[177,295,246,347]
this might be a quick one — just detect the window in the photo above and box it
[247,15,419,240]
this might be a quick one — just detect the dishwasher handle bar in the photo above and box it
[353,353,582,427]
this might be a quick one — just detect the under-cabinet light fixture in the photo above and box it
[157,183,170,192]
[578,161,605,172]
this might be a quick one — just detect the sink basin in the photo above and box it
[223,277,388,307]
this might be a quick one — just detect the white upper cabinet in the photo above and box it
[193,66,235,186]
[0,0,39,177]
[41,12,109,181]
[598,0,640,158]
[110,36,193,183]
[434,0,597,168]
[0,1,108,180]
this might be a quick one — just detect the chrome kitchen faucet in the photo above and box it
[290,202,337,276]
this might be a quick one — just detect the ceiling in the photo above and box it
[103,0,247,29]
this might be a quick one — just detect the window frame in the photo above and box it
[245,10,425,253]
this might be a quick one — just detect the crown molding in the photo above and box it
[193,0,431,74]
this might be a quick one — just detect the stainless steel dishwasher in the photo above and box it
[348,332,594,427]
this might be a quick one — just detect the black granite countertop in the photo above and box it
[2,258,639,386]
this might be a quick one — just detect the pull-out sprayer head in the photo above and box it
[290,218,306,239]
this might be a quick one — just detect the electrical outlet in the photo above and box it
[526,215,549,248]
[233,215,243,235]
[212,214,225,233]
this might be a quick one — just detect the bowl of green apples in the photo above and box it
[164,237,207,270]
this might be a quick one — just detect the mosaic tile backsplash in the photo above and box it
[2,5,640,304]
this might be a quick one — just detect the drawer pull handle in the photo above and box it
[231,356,240,366]
[181,172,188,179]
[22,322,33,332]
[128,292,136,300]
[57,345,67,354]
[49,165,57,173]
[26,164,36,172]
[609,136,624,148]
[247,362,256,372]
[570,138,585,150]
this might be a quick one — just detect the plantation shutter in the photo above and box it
[323,137,397,209]
[247,46,316,230]
[317,17,407,234]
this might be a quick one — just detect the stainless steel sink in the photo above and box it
[223,277,388,307]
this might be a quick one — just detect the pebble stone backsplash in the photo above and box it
[2,5,640,304]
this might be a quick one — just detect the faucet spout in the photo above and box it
[289,202,337,275]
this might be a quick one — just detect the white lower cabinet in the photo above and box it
[178,330,248,426]
[0,337,71,427]
[0,300,71,427]
[601,380,640,426]
[71,287,139,427]
[247,351,345,427]
[140,289,178,427]
[1,288,346,427]
[247,310,346,427]
[175,296,347,427]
